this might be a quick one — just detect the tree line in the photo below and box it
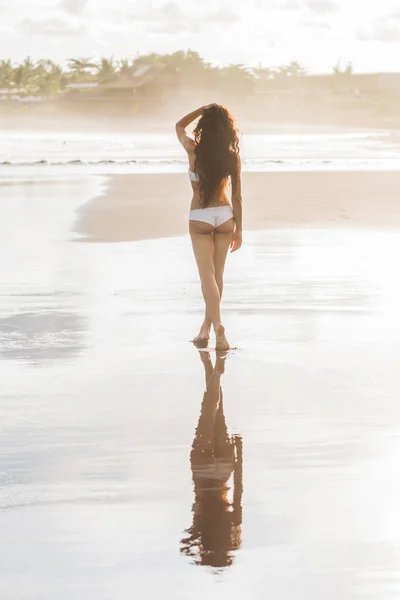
[0,50,354,96]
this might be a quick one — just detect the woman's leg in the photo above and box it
[190,221,224,334]
[196,220,234,343]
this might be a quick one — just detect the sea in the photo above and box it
[1,125,400,177]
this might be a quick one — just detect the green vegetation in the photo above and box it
[6,52,395,127]
[0,51,314,96]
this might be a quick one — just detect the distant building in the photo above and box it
[59,64,168,113]
[65,83,100,90]
[0,88,27,95]
[0,89,49,104]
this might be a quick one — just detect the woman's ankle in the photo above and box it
[201,319,211,330]
[213,322,224,334]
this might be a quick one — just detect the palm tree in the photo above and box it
[133,50,205,77]
[221,64,251,78]
[219,64,253,95]
[35,60,65,95]
[118,59,133,77]
[288,61,307,76]
[345,62,354,75]
[67,57,97,82]
[277,61,307,77]
[96,57,117,83]
[164,49,205,77]
[254,65,276,80]
[333,61,341,75]
[13,57,37,91]
[133,53,161,69]
[0,59,14,88]
[333,61,354,76]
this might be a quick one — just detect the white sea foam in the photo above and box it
[1,127,400,174]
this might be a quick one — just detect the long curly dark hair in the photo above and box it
[194,104,240,208]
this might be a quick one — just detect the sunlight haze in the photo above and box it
[1,0,400,72]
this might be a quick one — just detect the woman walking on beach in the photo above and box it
[176,104,242,351]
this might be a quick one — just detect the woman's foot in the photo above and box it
[215,324,230,351]
[193,322,211,348]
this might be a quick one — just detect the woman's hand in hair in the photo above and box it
[230,228,242,253]
[176,105,212,133]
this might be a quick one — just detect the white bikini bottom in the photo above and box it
[189,205,233,228]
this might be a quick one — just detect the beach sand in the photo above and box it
[75,171,400,242]
[2,172,400,599]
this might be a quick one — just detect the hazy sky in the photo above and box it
[1,0,400,72]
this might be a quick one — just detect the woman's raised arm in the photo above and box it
[175,105,211,150]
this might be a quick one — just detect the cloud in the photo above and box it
[128,1,184,23]
[128,1,203,35]
[256,0,337,14]
[0,24,15,35]
[159,1,182,18]
[254,0,300,9]
[128,2,238,31]
[386,8,400,21]
[61,0,90,15]
[18,17,86,36]
[299,17,331,29]
[283,0,302,8]
[204,8,239,23]
[306,0,337,14]
[357,14,400,43]
[357,24,400,42]
[148,22,198,35]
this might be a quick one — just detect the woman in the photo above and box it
[175,104,242,351]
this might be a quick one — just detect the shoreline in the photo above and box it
[1,112,399,134]
[74,171,400,243]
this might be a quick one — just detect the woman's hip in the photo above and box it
[189,205,233,228]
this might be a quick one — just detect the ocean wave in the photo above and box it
[0,158,187,167]
[0,157,371,167]
[1,157,400,168]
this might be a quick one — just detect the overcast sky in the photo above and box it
[1,0,400,72]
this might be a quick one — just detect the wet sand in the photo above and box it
[2,174,400,599]
[75,171,400,242]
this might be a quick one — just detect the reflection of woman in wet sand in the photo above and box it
[181,352,243,568]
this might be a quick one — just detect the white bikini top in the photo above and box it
[189,169,232,184]
[188,168,199,182]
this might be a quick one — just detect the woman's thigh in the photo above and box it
[214,219,234,275]
[190,221,215,278]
